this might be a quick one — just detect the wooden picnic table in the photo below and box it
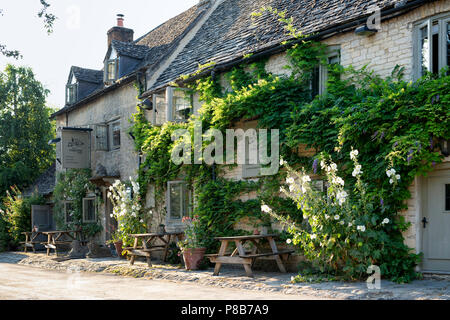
[21,231,46,253]
[126,232,184,267]
[41,230,82,256]
[206,234,294,277]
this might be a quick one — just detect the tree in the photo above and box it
[0,1,56,59]
[0,64,55,198]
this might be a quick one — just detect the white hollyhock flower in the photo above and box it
[330,163,338,171]
[334,215,340,220]
[286,176,295,184]
[261,205,272,213]
[350,149,359,160]
[286,239,292,244]
[325,214,330,219]
[389,178,394,184]
[382,218,390,225]
[320,160,326,169]
[310,234,317,240]
[339,220,345,225]
[395,174,400,180]
[357,225,366,232]
[302,175,311,183]
[280,158,285,166]
[348,222,353,227]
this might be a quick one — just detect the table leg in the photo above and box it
[268,237,286,273]
[163,235,170,262]
[142,237,152,267]
[24,234,29,253]
[235,240,253,277]
[130,237,138,266]
[249,239,259,268]
[46,234,51,256]
[213,240,229,276]
[53,234,58,257]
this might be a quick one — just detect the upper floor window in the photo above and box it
[414,14,450,79]
[66,83,77,105]
[94,120,120,151]
[106,59,118,82]
[311,46,341,97]
[167,87,193,122]
[111,121,121,150]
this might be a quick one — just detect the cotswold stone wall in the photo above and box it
[55,83,140,243]
[209,0,450,254]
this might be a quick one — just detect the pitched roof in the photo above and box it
[71,66,103,84]
[111,40,152,60]
[51,2,210,118]
[148,0,425,91]
[23,162,56,197]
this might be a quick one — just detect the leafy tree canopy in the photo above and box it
[0,64,55,198]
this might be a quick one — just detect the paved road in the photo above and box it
[0,263,320,300]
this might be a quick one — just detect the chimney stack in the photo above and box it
[107,14,134,47]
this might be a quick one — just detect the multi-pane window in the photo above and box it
[415,14,450,79]
[106,59,118,82]
[111,121,120,149]
[66,84,77,104]
[64,201,74,224]
[171,89,193,121]
[95,124,108,151]
[311,46,341,97]
[167,181,191,220]
[82,198,96,223]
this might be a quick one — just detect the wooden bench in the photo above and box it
[209,234,294,277]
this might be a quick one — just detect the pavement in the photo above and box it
[0,251,449,300]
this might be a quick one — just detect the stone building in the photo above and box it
[50,0,450,272]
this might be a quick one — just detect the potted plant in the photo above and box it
[107,231,124,258]
[177,216,206,270]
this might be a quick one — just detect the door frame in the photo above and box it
[419,161,450,272]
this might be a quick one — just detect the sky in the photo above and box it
[0,0,199,110]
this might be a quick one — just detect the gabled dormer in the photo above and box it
[65,66,103,105]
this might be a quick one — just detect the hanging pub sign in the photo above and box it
[61,127,92,169]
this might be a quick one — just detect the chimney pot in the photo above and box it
[117,14,124,27]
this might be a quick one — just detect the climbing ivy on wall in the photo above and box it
[131,7,450,281]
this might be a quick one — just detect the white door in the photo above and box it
[422,168,450,272]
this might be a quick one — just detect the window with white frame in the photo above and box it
[82,198,96,223]
[167,87,193,122]
[66,83,77,104]
[414,13,450,79]
[110,121,121,150]
[152,92,166,125]
[311,46,341,97]
[167,181,191,221]
[106,59,118,82]
[64,201,74,224]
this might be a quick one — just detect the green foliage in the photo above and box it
[107,178,147,247]
[129,8,450,283]
[2,186,45,246]
[52,169,102,238]
[0,65,55,199]
[0,207,10,251]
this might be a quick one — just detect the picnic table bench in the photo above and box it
[21,232,47,253]
[206,234,294,277]
[42,230,83,256]
[126,232,184,267]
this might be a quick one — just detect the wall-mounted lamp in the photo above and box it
[139,98,153,110]
[355,25,378,36]
[48,137,61,145]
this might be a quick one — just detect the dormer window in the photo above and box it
[66,83,77,105]
[106,59,118,82]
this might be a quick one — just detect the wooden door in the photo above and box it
[422,169,450,272]
[31,205,54,232]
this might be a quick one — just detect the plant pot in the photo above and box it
[182,248,206,270]
[113,240,124,259]
[253,229,260,235]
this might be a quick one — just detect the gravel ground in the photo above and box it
[1,251,449,300]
